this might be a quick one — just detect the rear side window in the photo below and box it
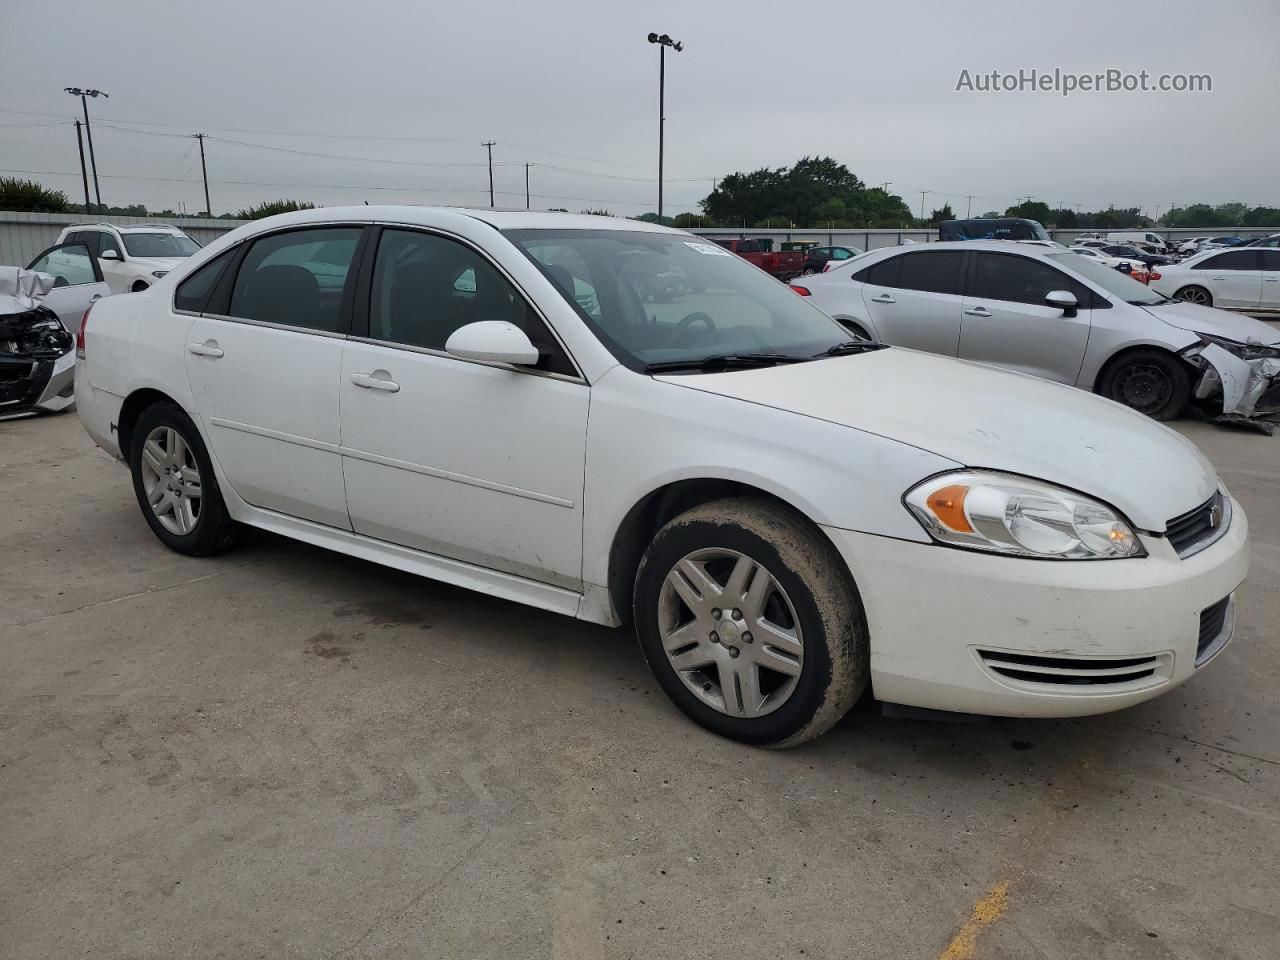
[856,254,903,287]
[174,249,236,313]
[897,251,965,295]
[1260,250,1280,270]
[227,227,362,332]
[1195,250,1259,270]
[971,253,1084,306]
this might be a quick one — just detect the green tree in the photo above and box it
[928,203,955,225]
[672,212,713,228]
[234,198,317,220]
[1004,200,1052,224]
[0,177,69,213]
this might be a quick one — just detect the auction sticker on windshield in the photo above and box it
[683,241,732,256]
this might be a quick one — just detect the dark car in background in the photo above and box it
[1100,245,1174,268]
[938,218,1050,242]
[803,245,863,275]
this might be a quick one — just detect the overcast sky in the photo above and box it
[2,0,1277,219]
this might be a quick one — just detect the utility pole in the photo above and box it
[965,195,973,217]
[525,163,531,210]
[72,121,91,214]
[882,181,892,194]
[919,190,927,224]
[193,133,211,216]
[648,32,683,222]
[65,88,107,210]
[482,141,496,208]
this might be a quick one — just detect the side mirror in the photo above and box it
[445,321,540,366]
[1045,289,1078,315]
[100,249,121,261]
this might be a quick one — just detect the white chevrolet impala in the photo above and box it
[74,208,1249,746]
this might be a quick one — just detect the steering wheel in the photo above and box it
[665,311,716,347]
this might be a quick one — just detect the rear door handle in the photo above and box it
[187,340,224,358]
[351,372,400,393]
[869,294,896,304]
[963,307,992,318]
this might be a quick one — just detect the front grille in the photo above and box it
[977,649,1170,689]
[1164,491,1229,558]
[1196,596,1232,665]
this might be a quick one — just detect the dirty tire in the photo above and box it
[129,400,237,556]
[1099,348,1191,421]
[634,497,869,747]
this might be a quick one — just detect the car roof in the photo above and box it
[228,205,685,235]
[865,239,1064,258]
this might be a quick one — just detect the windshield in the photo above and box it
[507,229,850,369]
[121,232,199,258]
[1048,253,1165,304]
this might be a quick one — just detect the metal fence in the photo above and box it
[1,209,1276,266]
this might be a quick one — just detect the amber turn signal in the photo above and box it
[926,484,973,533]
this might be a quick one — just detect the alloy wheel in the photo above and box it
[140,425,202,535]
[657,548,804,718]
[1179,287,1209,304]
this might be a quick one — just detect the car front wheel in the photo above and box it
[634,497,868,747]
[1099,349,1191,421]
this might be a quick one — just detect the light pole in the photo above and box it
[65,87,107,211]
[647,32,683,223]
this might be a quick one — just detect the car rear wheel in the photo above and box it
[129,401,237,555]
[1176,285,1212,306]
[1099,349,1191,421]
[634,497,868,747]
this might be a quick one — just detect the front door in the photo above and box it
[1193,250,1262,308]
[340,226,588,589]
[25,242,111,332]
[1259,250,1280,309]
[959,252,1092,384]
[184,225,365,529]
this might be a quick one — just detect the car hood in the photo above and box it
[658,349,1218,531]
[127,256,185,272]
[1141,300,1280,345]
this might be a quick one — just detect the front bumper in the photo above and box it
[824,497,1249,717]
[0,347,75,416]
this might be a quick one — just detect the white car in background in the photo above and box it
[1151,246,1280,312]
[1068,246,1143,271]
[793,240,1280,420]
[75,207,1250,746]
[54,223,200,294]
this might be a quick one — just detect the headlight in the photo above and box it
[904,471,1144,560]
[1195,332,1280,361]
[151,270,169,279]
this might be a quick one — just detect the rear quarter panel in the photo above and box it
[84,285,196,414]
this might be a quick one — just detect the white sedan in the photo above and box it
[75,208,1249,746]
[1151,246,1280,311]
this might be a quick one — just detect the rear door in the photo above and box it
[1260,250,1280,309]
[856,250,966,354]
[184,225,366,529]
[1191,250,1262,307]
[959,252,1092,384]
[25,242,111,332]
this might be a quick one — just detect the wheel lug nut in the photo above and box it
[711,608,722,620]
[743,632,753,644]
[709,631,719,643]
[732,609,743,620]
[728,647,740,658]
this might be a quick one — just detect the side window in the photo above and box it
[368,228,575,376]
[77,231,102,258]
[1196,250,1259,270]
[831,248,852,261]
[228,227,361,332]
[897,251,965,295]
[1260,250,1280,271]
[98,231,122,258]
[175,249,236,313]
[28,243,98,287]
[972,254,1080,306]
[859,254,903,287]
[736,239,759,253]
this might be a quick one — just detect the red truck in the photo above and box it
[710,238,805,281]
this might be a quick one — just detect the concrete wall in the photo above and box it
[2,209,1276,266]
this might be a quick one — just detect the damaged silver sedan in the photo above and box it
[794,240,1280,428]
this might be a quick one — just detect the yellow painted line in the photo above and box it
[938,881,1010,960]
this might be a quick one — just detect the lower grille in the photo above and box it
[1164,491,1229,558]
[977,649,1171,690]
[1196,596,1232,665]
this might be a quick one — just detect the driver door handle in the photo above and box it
[351,372,400,393]
[870,294,896,304]
[187,340,224,358]
[964,307,992,318]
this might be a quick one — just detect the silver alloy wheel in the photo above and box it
[1179,287,1209,304]
[140,425,202,535]
[658,548,804,718]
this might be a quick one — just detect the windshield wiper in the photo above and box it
[645,353,811,373]
[818,340,888,357]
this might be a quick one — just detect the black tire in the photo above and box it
[838,319,873,341]
[131,281,150,293]
[1175,285,1212,306]
[634,497,869,747]
[1099,349,1191,421]
[129,401,237,556]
